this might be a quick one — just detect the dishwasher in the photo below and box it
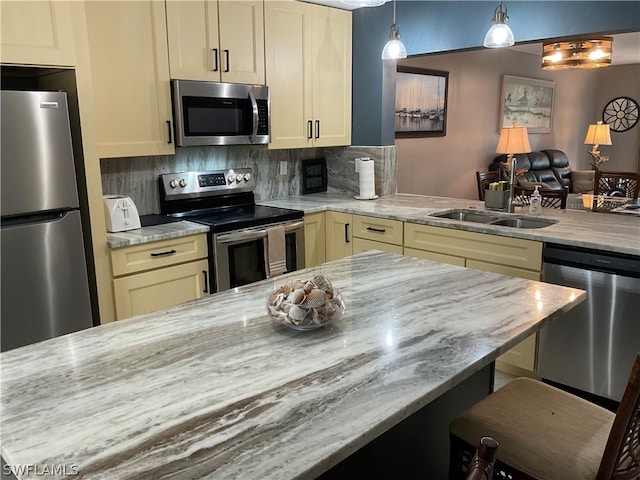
[537,243,640,403]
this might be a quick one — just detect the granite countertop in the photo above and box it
[261,193,640,257]
[0,251,585,479]
[106,220,209,249]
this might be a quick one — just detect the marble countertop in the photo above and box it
[106,220,209,249]
[261,193,640,257]
[0,251,585,479]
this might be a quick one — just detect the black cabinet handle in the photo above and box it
[203,270,209,293]
[150,249,177,257]
[315,120,320,139]
[345,223,350,243]
[166,121,172,144]
[224,49,230,72]
[366,227,386,233]
[307,120,313,140]
[212,48,219,72]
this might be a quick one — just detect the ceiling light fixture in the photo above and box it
[542,37,613,70]
[340,0,385,8]
[483,0,515,48]
[381,0,407,60]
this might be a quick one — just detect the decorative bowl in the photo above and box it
[267,275,345,330]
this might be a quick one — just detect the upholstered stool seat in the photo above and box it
[450,377,615,479]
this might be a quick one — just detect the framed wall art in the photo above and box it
[499,75,555,133]
[395,66,448,138]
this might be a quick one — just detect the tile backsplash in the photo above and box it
[100,145,397,215]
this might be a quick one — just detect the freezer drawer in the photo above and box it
[1,210,93,351]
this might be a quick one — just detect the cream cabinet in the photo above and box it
[304,212,326,268]
[326,211,353,261]
[0,1,77,66]
[165,0,265,84]
[352,215,404,255]
[85,0,174,159]
[111,235,209,320]
[404,222,543,376]
[265,1,351,149]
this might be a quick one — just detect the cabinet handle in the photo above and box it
[212,48,219,72]
[366,227,386,233]
[315,120,320,139]
[345,223,350,243]
[203,270,209,293]
[307,120,313,140]
[166,121,172,144]
[224,49,230,72]
[150,249,177,257]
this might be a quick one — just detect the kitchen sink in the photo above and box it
[489,217,557,229]
[429,209,557,229]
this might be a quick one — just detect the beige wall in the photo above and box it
[396,48,640,200]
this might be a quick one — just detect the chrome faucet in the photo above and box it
[506,155,523,213]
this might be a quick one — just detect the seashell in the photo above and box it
[289,279,306,291]
[301,288,326,307]
[288,305,308,324]
[313,274,333,293]
[303,281,315,293]
[287,288,305,305]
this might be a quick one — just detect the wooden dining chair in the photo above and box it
[594,170,640,199]
[476,171,501,201]
[449,353,640,480]
[464,437,499,480]
[513,186,568,209]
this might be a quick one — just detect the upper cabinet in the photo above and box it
[166,1,265,85]
[85,1,174,158]
[0,1,77,66]
[265,1,351,149]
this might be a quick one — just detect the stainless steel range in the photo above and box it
[159,168,304,292]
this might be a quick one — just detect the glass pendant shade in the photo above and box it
[381,26,407,60]
[483,1,514,48]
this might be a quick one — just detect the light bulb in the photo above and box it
[484,23,514,48]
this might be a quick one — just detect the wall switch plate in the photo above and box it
[279,161,287,175]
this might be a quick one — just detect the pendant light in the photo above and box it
[541,37,613,70]
[381,0,407,60]
[483,0,515,48]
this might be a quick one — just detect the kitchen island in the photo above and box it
[0,251,584,479]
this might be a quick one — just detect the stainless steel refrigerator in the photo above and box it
[1,90,93,352]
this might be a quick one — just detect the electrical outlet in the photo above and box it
[279,161,287,175]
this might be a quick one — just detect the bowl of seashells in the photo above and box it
[267,274,345,330]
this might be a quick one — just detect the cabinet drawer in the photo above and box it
[404,223,542,272]
[353,215,403,246]
[403,247,466,267]
[113,258,209,320]
[353,237,403,255]
[111,234,207,276]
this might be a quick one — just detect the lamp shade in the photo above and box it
[584,121,612,146]
[496,126,531,154]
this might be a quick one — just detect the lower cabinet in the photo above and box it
[352,215,403,255]
[404,222,543,377]
[110,234,209,320]
[304,212,326,267]
[326,211,353,261]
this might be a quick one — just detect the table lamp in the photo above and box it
[584,121,612,169]
[496,124,531,212]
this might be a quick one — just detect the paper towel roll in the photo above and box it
[358,160,376,199]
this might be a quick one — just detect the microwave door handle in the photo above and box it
[248,89,259,143]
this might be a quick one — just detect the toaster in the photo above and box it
[103,195,141,232]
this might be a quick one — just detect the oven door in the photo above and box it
[211,221,305,292]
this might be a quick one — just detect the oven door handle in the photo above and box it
[215,221,304,245]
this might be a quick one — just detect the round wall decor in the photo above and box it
[602,96,639,132]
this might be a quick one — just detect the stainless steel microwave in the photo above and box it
[171,80,270,146]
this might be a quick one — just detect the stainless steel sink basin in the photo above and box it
[489,217,557,229]
[429,209,557,229]
[430,210,498,223]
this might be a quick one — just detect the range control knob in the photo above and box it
[169,179,178,188]
[227,172,235,184]
[235,174,244,183]
[243,173,251,182]
[179,179,187,188]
